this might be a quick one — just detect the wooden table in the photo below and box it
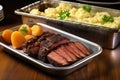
[0,1,120,80]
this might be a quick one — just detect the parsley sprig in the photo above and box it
[20,27,28,35]
[102,15,114,23]
[58,10,70,20]
[83,5,91,13]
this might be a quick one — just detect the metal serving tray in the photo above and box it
[0,22,102,76]
[14,1,120,49]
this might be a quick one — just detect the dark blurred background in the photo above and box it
[0,0,38,20]
[0,0,38,25]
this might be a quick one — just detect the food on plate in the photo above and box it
[2,29,13,44]
[29,2,120,28]
[31,25,43,36]
[22,31,90,66]
[58,10,70,20]
[2,24,43,49]
[82,5,91,13]
[24,35,34,41]
[1,24,91,67]
[18,24,32,35]
[11,31,26,49]
[47,42,90,66]
[74,42,90,55]
[22,32,70,61]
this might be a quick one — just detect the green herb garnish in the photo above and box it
[58,10,70,20]
[83,5,91,12]
[20,27,28,35]
[102,15,114,23]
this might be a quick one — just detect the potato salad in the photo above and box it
[29,2,120,28]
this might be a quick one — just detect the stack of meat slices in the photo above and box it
[48,42,90,66]
[22,31,90,67]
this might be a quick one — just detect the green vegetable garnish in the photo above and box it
[20,27,28,35]
[83,5,91,12]
[58,10,70,20]
[102,15,114,23]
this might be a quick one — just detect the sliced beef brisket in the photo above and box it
[47,42,90,66]
[22,31,90,67]
[74,42,90,55]
[47,51,68,66]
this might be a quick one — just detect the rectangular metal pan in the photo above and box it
[14,1,120,49]
[0,22,102,76]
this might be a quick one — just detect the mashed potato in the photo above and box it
[56,2,73,12]
[44,8,58,18]
[29,2,120,28]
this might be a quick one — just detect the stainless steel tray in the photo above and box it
[0,22,102,76]
[14,1,120,49]
[14,1,120,30]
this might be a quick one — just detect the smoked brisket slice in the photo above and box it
[26,41,40,58]
[22,32,54,53]
[37,32,70,62]
[49,39,70,50]
[38,39,70,62]
[47,42,91,66]
[22,32,53,53]
[74,42,90,55]
[22,31,91,67]
[69,43,86,57]
[55,47,73,63]
[62,45,77,61]
[22,31,70,62]
[40,40,53,49]
[22,32,54,59]
[38,47,48,62]
[37,31,54,42]
[22,36,38,53]
[46,34,68,43]
[27,46,39,58]
[47,51,68,66]
[65,44,81,58]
